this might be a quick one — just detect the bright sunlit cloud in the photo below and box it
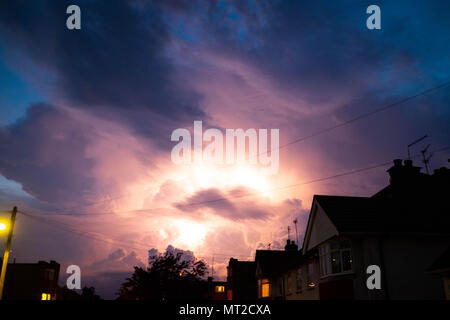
[171,162,272,195]
[172,219,208,249]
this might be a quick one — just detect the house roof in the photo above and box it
[314,195,381,233]
[255,250,303,278]
[302,160,450,254]
[311,194,450,235]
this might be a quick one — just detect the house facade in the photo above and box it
[1,260,60,300]
[302,159,450,299]
[282,249,320,300]
[227,258,257,300]
[255,242,299,300]
[254,241,320,300]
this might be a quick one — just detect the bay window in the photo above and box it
[319,240,352,276]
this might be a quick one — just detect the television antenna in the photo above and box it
[408,135,427,159]
[421,144,433,174]
[293,218,299,246]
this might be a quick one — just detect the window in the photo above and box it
[215,285,225,293]
[45,269,55,281]
[287,272,293,295]
[319,240,353,276]
[306,263,312,284]
[306,262,316,288]
[41,293,51,300]
[296,268,302,292]
[259,279,270,298]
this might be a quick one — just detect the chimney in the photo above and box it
[404,159,413,167]
[387,159,404,184]
[284,239,298,251]
[388,159,422,185]
[404,159,421,174]
[393,159,402,167]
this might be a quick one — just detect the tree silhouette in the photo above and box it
[117,250,208,300]
[81,286,101,300]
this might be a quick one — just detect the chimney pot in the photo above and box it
[393,159,402,167]
[404,159,413,167]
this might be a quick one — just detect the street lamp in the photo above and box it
[0,221,9,231]
[0,207,17,300]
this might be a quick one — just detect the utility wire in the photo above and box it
[271,80,450,153]
[20,146,450,217]
[35,80,450,214]
[19,210,153,252]
[19,210,252,260]
[16,146,450,262]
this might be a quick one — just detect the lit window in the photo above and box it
[215,285,225,293]
[41,293,51,300]
[260,279,270,298]
[319,240,353,276]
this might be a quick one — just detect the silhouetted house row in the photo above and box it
[227,240,320,300]
[1,260,60,300]
[254,240,320,300]
[227,159,450,300]
[227,258,257,300]
[279,247,320,300]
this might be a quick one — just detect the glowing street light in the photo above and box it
[0,222,8,231]
[0,207,17,300]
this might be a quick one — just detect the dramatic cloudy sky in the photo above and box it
[0,0,449,298]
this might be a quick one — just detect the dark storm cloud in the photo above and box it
[174,187,272,220]
[0,0,209,205]
[174,188,236,213]
[0,103,95,204]
[207,0,450,169]
[162,0,450,136]
[159,0,388,102]
[0,0,448,209]
[0,0,204,143]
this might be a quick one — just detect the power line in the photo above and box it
[270,80,450,154]
[18,210,253,261]
[20,161,390,217]
[21,145,450,217]
[32,80,450,214]
[19,211,154,252]
[15,146,450,263]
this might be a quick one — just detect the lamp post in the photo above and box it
[0,206,17,300]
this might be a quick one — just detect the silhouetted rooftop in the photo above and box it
[255,250,303,278]
[314,193,450,235]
